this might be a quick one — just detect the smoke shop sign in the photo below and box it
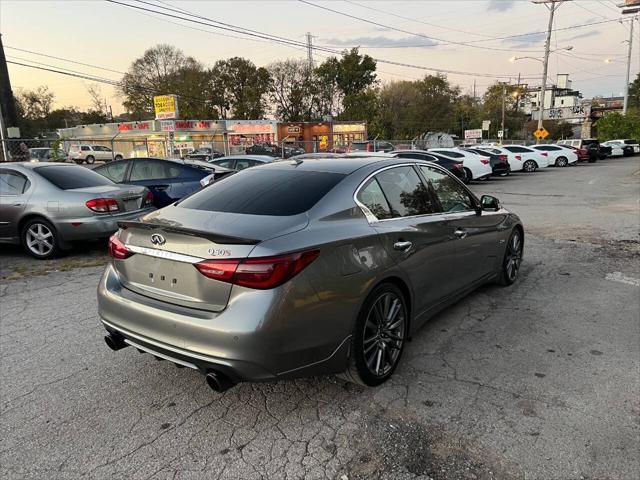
[117,122,152,132]
[174,120,221,131]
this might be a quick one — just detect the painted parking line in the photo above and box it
[605,271,640,287]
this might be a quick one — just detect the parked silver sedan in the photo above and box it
[0,162,155,259]
[98,156,524,391]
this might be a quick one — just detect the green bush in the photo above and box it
[595,111,640,141]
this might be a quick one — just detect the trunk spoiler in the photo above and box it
[118,220,260,245]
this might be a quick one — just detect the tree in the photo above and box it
[339,88,379,126]
[314,57,342,117]
[16,86,54,120]
[335,48,377,97]
[267,59,318,121]
[628,73,640,110]
[594,111,640,141]
[208,58,270,119]
[120,44,212,119]
[482,82,528,139]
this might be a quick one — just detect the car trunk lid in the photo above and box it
[113,206,309,312]
[71,185,148,213]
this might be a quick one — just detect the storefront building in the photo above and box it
[277,121,367,152]
[224,120,277,154]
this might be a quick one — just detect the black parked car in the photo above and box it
[186,147,224,161]
[390,150,466,182]
[245,142,305,158]
[463,148,510,176]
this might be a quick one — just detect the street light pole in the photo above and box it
[623,18,634,115]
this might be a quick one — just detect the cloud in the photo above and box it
[322,35,437,48]
[487,0,516,12]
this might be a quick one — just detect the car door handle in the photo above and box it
[454,229,468,239]
[150,185,169,191]
[393,241,413,251]
[11,202,24,207]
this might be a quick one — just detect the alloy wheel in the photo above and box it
[556,157,568,167]
[26,223,55,257]
[505,232,523,282]
[362,292,406,377]
[523,160,536,172]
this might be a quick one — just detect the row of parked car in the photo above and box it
[1,138,634,259]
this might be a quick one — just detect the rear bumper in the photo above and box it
[491,163,510,175]
[57,207,155,241]
[97,263,352,382]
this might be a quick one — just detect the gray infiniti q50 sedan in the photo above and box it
[98,156,523,391]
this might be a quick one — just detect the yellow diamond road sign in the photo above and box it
[534,127,549,140]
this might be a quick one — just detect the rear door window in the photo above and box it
[130,160,168,181]
[95,162,128,183]
[213,159,234,169]
[34,165,113,189]
[81,146,91,152]
[356,178,393,220]
[374,166,437,217]
[431,150,463,158]
[0,170,30,195]
[420,166,475,213]
[179,169,345,216]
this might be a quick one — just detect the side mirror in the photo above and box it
[480,195,500,211]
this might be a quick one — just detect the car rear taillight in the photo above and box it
[480,159,490,165]
[86,198,119,213]
[108,234,133,260]
[498,155,508,162]
[515,155,522,161]
[195,249,320,290]
[145,191,153,205]
[540,152,548,157]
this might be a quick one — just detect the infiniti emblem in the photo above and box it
[150,233,166,246]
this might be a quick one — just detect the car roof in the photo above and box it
[258,155,399,174]
[214,155,274,162]
[7,161,80,170]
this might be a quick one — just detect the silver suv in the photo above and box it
[68,144,123,164]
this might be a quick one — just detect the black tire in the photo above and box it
[114,155,123,161]
[339,283,409,387]
[21,218,60,260]
[85,155,95,164]
[499,229,523,286]
[523,160,537,172]
[463,167,473,184]
[555,156,568,167]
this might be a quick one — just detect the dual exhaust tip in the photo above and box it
[104,333,236,392]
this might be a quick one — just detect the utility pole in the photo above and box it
[533,0,564,143]
[306,32,314,67]
[623,18,634,114]
[501,83,506,143]
[0,34,18,134]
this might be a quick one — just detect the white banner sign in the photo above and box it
[464,129,483,139]
[482,120,491,131]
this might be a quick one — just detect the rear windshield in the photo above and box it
[34,165,113,190]
[179,168,346,216]
[582,139,598,147]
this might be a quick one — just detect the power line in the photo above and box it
[343,0,496,40]
[4,46,126,75]
[298,0,545,53]
[106,0,539,79]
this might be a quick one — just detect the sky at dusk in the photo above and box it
[1,0,637,115]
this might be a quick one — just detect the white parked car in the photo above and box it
[500,145,549,172]
[531,144,578,167]
[476,146,526,172]
[601,141,626,157]
[610,139,639,154]
[68,144,124,164]
[427,148,492,183]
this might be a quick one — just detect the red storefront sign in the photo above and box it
[174,120,220,130]
[117,122,151,132]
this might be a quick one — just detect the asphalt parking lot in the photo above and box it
[1,158,639,480]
